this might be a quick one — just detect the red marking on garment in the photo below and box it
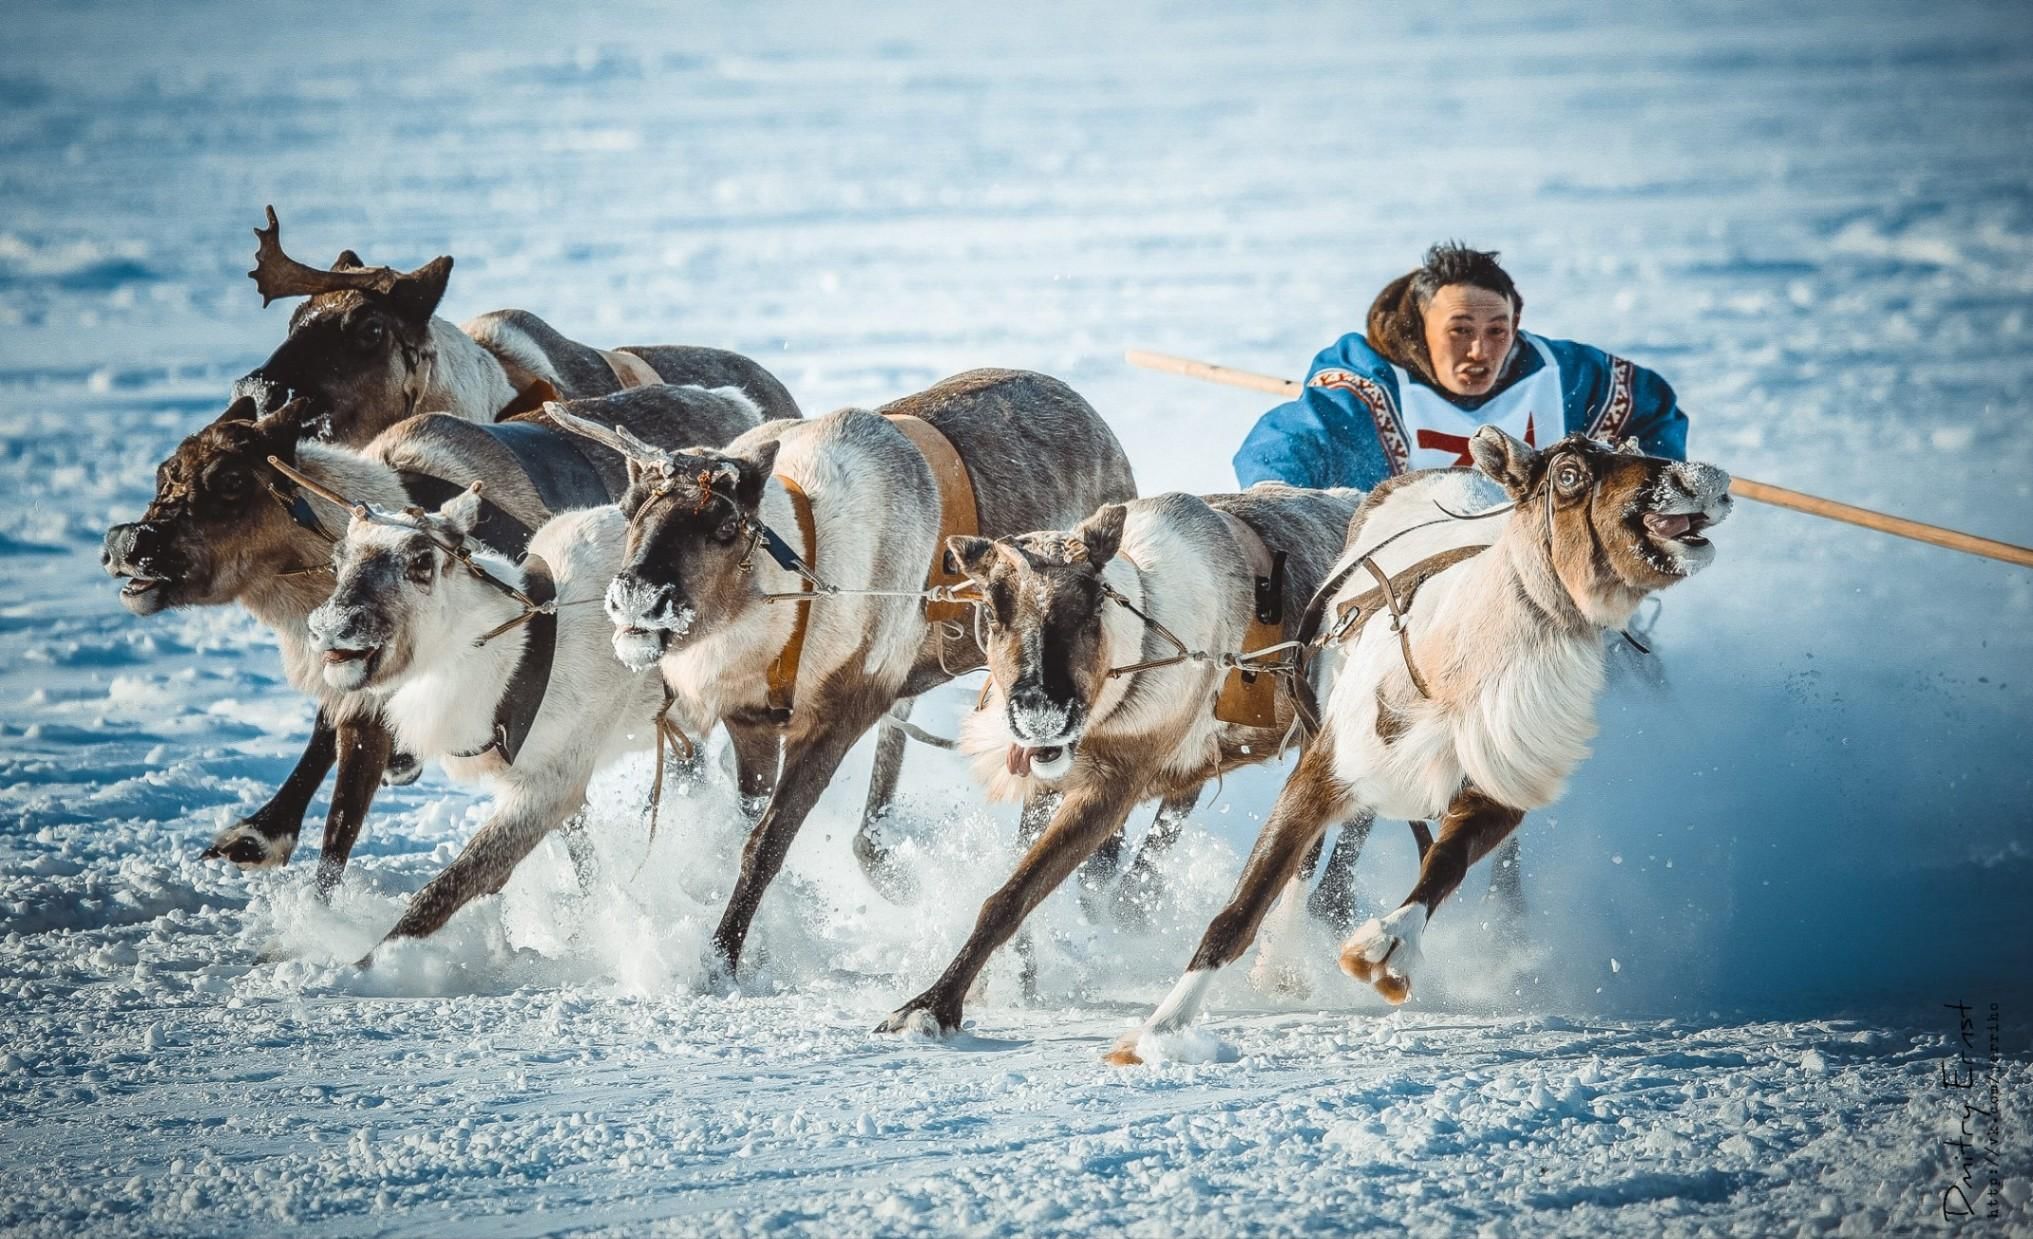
[1416,414,1535,464]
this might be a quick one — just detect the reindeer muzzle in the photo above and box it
[103,522,176,615]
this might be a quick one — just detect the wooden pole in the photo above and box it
[1124,348,2033,569]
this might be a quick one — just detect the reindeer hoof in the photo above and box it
[1339,906,1425,1005]
[876,994,959,1037]
[1103,1041,1145,1068]
[202,822,296,870]
[381,750,422,787]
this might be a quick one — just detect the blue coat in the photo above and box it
[1234,330,1688,491]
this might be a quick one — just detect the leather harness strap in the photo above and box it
[496,377,561,421]
[881,413,981,624]
[763,476,819,723]
[395,472,537,559]
[1330,544,1488,698]
[598,348,664,391]
[455,554,560,765]
[1212,514,1287,729]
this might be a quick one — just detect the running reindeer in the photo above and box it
[232,206,799,439]
[1108,429,1730,1063]
[875,483,1359,1036]
[588,369,1138,980]
[299,454,713,957]
[102,383,771,889]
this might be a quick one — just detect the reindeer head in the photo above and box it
[305,486,495,693]
[102,397,327,615]
[231,207,453,444]
[556,406,784,671]
[1469,427,1732,628]
[949,504,1128,782]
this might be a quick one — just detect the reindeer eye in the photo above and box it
[714,515,741,544]
[354,319,386,351]
[212,469,250,502]
[406,551,435,585]
[1555,461,1585,491]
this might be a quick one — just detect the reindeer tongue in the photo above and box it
[1006,744,1034,777]
[1645,513,1694,539]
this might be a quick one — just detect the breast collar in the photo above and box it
[451,553,560,766]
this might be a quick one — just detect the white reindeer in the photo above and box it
[1109,428,1731,1064]
[301,484,676,958]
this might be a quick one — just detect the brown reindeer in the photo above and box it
[590,369,1137,981]
[101,384,770,888]
[875,484,1360,1036]
[1108,431,1731,1063]
[230,207,798,443]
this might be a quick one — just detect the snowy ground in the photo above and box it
[3,1,2031,1234]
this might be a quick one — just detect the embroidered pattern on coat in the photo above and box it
[1312,368,1410,474]
[1591,355,1636,442]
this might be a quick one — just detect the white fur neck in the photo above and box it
[377,551,529,760]
[418,318,518,422]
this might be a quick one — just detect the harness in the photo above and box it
[762,476,819,723]
[1211,514,1289,729]
[745,414,980,724]
[451,554,559,765]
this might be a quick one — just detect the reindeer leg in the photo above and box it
[1112,789,1199,928]
[1341,787,1525,1005]
[203,708,338,869]
[1108,738,1350,1065]
[1304,811,1377,936]
[723,716,781,819]
[1002,786,1062,1006]
[311,716,394,897]
[363,783,585,962]
[710,695,893,980]
[881,780,1139,1036]
[852,697,917,901]
[1485,832,1525,921]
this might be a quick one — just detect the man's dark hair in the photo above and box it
[1410,242,1523,315]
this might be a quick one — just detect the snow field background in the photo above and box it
[2,1,2031,1233]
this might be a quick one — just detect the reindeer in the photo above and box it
[300,479,692,957]
[232,207,799,442]
[873,483,1359,1035]
[588,369,1137,981]
[1106,429,1730,1064]
[101,385,767,888]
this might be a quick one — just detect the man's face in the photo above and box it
[1422,283,1518,397]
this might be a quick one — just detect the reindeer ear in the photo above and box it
[438,481,486,537]
[1468,426,1538,499]
[386,255,453,323]
[733,441,781,508]
[947,535,997,582]
[1072,504,1127,567]
[332,249,367,271]
[1615,436,1645,456]
[213,395,260,426]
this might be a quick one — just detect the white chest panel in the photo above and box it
[1390,336,1561,471]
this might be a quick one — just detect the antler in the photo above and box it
[545,403,679,472]
[248,205,404,307]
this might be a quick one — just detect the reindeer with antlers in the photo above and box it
[579,369,1138,981]
[234,206,799,442]
[1106,430,1730,1063]
[102,384,770,888]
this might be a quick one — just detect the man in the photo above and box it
[1235,242,1691,932]
[1235,242,1687,489]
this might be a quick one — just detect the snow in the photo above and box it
[4,0,2033,1234]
